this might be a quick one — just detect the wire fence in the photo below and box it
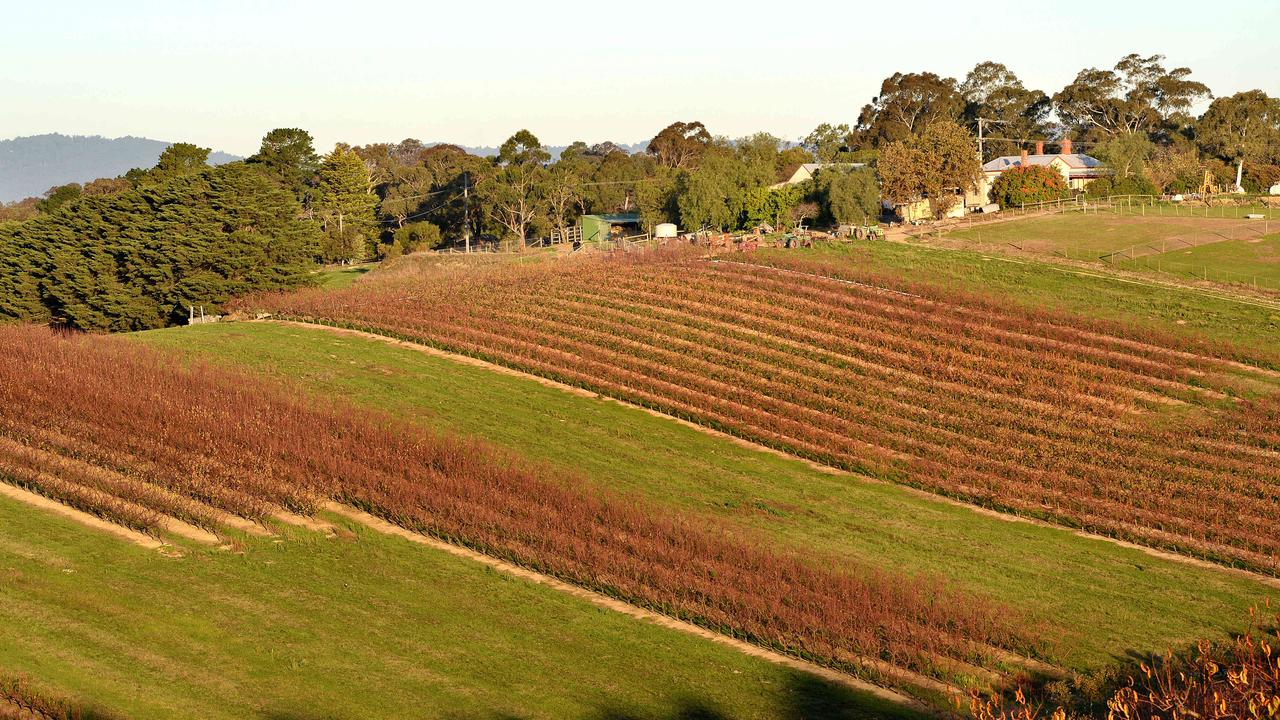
[938,194,1279,229]
[1095,250,1280,292]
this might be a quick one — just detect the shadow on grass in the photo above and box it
[260,668,929,720]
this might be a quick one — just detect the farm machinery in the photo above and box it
[835,224,884,240]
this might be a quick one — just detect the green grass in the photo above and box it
[940,211,1280,293]
[945,213,1223,256]
[0,493,910,720]
[1138,233,1280,287]
[314,263,375,289]
[760,242,1280,356]
[135,322,1278,673]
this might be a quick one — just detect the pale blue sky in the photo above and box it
[3,0,1277,155]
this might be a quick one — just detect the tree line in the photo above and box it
[1,52,1277,331]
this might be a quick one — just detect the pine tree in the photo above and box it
[0,162,320,331]
[314,145,380,262]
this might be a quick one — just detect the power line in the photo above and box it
[381,195,460,225]
[375,186,457,205]
[577,178,661,187]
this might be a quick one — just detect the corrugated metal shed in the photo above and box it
[580,213,641,243]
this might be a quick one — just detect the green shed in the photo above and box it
[580,213,641,243]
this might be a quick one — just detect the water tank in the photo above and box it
[655,223,678,238]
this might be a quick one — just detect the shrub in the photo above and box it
[393,221,443,254]
[970,608,1280,720]
[1110,174,1159,197]
[991,165,1069,208]
[0,670,117,720]
[1083,178,1113,198]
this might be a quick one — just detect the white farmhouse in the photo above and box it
[973,139,1108,206]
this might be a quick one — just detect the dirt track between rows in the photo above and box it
[0,480,163,550]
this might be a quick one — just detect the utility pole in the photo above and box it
[462,171,471,254]
[977,117,986,161]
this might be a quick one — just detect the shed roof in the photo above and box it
[589,213,642,224]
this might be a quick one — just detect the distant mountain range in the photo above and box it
[0,134,651,204]
[0,134,241,203]
[451,141,649,160]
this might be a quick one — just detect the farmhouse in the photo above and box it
[770,162,866,189]
[974,139,1108,204]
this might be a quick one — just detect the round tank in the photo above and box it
[655,223,678,238]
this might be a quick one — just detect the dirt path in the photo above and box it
[322,502,941,708]
[268,320,1280,591]
[0,481,163,550]
[273,510,336,534]
[157,517,220,545]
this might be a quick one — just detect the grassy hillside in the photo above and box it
[937,212,1280,296]
[768,242,1280,354]
[315,263,374,289]
[943,212,1274,258]
[0,493,907,720]
[1140,233,1280,286]
[136,322,1278,671]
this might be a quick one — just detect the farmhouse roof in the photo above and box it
[982,153,1105,173]
[775,162,867,185]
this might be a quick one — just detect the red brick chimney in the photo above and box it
[1035,140,1044,155]
[1061,138,1073,155]
[1020,149,1029,166]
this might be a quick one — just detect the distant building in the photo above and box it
[580,213,641,243]
[885,191,967,223]
[974,139,1107,205]
[771,162,866,189]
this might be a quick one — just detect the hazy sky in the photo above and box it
[4,0,1278,155]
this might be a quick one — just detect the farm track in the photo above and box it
[249,252,1280,575]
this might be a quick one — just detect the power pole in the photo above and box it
[977,117,986,161]
[462,171,471,254]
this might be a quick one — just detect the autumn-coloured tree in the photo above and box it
[879,120,980,218]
